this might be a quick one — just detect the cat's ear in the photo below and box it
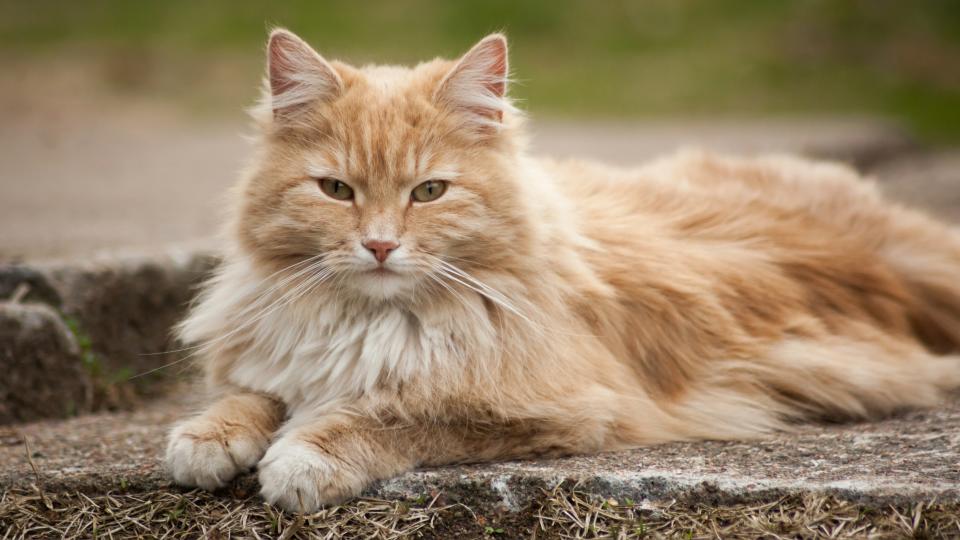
[435,33,512,131]
[267,29,342,120]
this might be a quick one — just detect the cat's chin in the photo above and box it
[349,268,419,300]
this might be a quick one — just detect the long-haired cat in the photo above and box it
[166,29,960,511]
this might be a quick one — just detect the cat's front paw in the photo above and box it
[165,419,269,491]
[258,437,365,512]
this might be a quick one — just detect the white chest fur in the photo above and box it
[181,258,498,414]
[225,297,466,412]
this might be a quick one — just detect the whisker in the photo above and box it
[425,254,534,322]
[129,262,336,379]
[426,253,597,339]
[234,255,328,316]
[426,272,473,313]
[435,266,535,326]
[426,252,495,270]
[141,255,327,357]
[426,271,510,403]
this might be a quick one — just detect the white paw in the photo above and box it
[165,420,267,491]
[258,437,362,512]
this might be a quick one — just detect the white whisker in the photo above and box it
[141,255,326,357]
[130,259,336,379]
[425,253,597,339]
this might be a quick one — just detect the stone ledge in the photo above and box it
[0,303,86,424]
[2,397,957,508]
[0,249,217,424]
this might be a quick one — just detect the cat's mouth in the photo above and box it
[352,264,416,299]
[368,266,399,276]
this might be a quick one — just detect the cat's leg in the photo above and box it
[257,408,600,512]
[166,391,285,490]
[256,412,406,511]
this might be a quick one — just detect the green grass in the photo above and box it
[2,0,959,140]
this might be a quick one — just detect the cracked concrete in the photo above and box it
[1,397,958,508]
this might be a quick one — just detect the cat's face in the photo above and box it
[237,30,527,300]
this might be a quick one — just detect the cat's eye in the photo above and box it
[411,180,448,203]
[318,178,354,201]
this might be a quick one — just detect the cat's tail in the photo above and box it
[881,206,960,353]
[658,330,960,440]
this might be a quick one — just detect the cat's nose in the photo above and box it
[363,239,399,263]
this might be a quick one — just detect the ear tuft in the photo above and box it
[435,34,513,131]
[267,29,342,120]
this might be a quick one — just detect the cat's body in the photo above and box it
[166,30,960,511]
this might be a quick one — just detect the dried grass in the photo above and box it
[0,487,461,539]
[533,483,960,539]
[2,482,959,539]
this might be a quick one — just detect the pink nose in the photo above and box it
[363,239,399,263]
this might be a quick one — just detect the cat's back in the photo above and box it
[542,148,960,354]
[544,149,892,253]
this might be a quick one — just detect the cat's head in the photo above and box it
[236,29,533,300]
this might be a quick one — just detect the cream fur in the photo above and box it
[166,29,960,512]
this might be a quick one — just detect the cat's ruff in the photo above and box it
[165,29,960,512]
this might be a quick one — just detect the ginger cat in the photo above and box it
[165,29,960,511]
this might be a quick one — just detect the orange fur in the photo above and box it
[165,30,960,511]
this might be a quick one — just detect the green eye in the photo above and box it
[319,178,354,201]
[411,180,448,203]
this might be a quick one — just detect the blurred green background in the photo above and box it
[2,0,959,140]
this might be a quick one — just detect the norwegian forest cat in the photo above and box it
[166,29,960,511]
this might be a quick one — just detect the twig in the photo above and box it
[9,283,30,304]
[22,435,51,510]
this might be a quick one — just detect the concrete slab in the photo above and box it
[2,397,958,506]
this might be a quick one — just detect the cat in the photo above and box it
[165,29,960,512]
